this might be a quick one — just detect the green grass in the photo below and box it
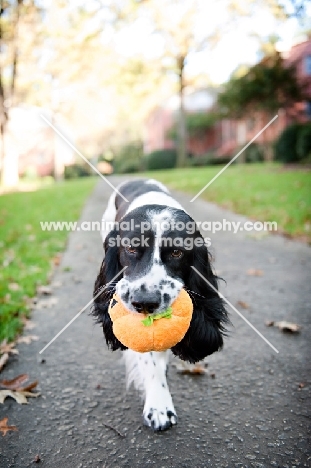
[142,163,311,240]
[0,177,97,342]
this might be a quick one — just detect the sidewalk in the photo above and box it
[1,177,310,468]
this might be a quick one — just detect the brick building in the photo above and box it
[144,38,311,159]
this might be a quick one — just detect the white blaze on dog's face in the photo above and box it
[114,207,198,314]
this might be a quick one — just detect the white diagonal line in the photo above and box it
[39,267,127,354]
[190,114,278,202]
[40,114,128,202]
[191,266,279,354]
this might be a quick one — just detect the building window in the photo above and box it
[305,55,311,75]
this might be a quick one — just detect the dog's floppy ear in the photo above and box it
[92,228,127,351]
[171,239,228,363]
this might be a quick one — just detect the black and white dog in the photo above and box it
[93,179,228,431]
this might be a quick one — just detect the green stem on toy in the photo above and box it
[141,308,173,326]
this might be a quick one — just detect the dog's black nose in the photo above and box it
[132,301,160,313]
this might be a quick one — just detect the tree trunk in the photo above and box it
[262,112,274,162]
[53,127,65,182]
[1,129,19,188]
[176,56,187,168]
[0,13,7,183]
[0,0,23,188]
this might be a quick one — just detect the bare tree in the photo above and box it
[0,0,23,187]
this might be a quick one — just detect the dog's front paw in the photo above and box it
[143,406,177,431]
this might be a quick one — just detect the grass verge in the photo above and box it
[142,163,311,241]
[0,177,97,342]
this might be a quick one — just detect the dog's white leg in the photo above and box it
[124,349,177,431]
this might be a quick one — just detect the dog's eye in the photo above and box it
[171,249,183,259]
[126,245,137,254]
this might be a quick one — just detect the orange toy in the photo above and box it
[108,289,193,353]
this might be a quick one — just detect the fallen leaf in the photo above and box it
[237,300,250,309]
[0,389,41,404]
[0,353,9,372]
[33,454,41,463]
[0,374,38,392]
[178,366,206,375]
[0,374,29,390]
[265,320,275,327]
[0,340,18,355]
[247,269,263,276]
[172,359,208,375]
[174,362,207,375]
[298,382,305,389]
[21,317,36,330]
[53,254,61,266]
[36,285,52,295]
[0,417,17,436]
[17,335,39,345]
[35,297,58,309]
[24,296,38,308]
[275,321,300,333]
[0,374,39,403]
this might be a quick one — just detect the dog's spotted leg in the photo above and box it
[124,349,177,431]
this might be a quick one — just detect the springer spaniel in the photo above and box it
[92,179,228,431]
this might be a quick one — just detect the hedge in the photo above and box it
[146,149,177,170]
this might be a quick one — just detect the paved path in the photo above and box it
[1,177,310,468]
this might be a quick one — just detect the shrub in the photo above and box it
[114,160,141,174]
[188,152,232,166]
[64,164,92,179]
[167,112,219,140]
[187,154,214,167]
[113,142,144,174]
[244,143,264,163]
[146,149,177,170]
[297,123,311,161]
[274,123,305,163]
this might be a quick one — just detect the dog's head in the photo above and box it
[93,205,228,362]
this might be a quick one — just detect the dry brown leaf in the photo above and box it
[17,335,39,345]
[0,374,38,392]
[275,321,300,333]
[0,374,29,390]
[265,320,275,327]
[0,353,9,372]
[0,374,39,403]
[0,389,41,404]
[178,366,206,375]
[174,362,207,375]
[21,317,36,330]
[53,254,61,266]
[0,340,18,355]
[237,300,250,309]
[33,454,41,463]
[36,285,52,295]
[35,297,58,309]
[0,417,17,436]
[247,269,264,276]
